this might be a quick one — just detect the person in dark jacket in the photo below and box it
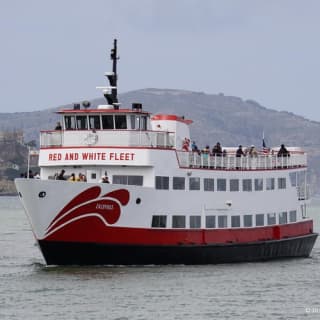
[212,142,222,156]
[56,169,66,180]
[277,144,290,157]
[236,145,245,157]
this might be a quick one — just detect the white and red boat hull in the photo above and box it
[15,178,317,265]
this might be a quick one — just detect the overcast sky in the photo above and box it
[1,0,320,120]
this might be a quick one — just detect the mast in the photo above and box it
[104,39,120,109]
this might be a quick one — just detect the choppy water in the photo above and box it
[1,197,320,320]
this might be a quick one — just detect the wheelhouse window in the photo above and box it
[279,212,287,224]
[231,216,240,228]
[254,178,263,191]
[155,176,169,190]
[266,178,275,190]
[218,215,228,228]
[130,115,147,130]
[217,179,226,191]
[206,216,216,228]
[102,115,114,129]
[190,216,201,228]
[243,179,252,192]
[289,210,297,222]
[267,213,276,225]
[173,177,185,190]
[89,115,101,130]
[255,214,264,226]
[64,116,76,130]
[230,179,239,192]
[278,177,286,189]
[172,216,186,228]
[115,115,127,129]
[243,215,253,227]
[151,215,167,228]
[76,115,88,130]
[189,177,200,190]
[204,178,214,191]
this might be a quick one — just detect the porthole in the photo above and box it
[39,191,46,198]
[136,198,141,204]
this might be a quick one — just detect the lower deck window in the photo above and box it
[218,215,228,228]
[217,179,226,191]
[230,179,239,192]
[206,216,216,228]
[190,215,201,228]
[204,178,214,191]
[231,216,240,227]
[266,178,275,190]
[151,215,167,228]
[243,179,252,191]
[267,213,276,225]
[189,177,200,190]
[278,177,286,189]
[113,175,143,186]
[255,214,264,226]
[173,177,185,190]
[254,179,263,191]
[155,176,169,189]
[243,215,253,227]
[279,211,287,224]
[172,216,186,228]
[289,210,297,222]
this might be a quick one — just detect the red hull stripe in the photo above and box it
[44,219,313,245]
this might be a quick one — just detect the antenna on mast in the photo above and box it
[103,39,120,109]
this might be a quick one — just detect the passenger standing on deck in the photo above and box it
[56,169,66,180]
[277,144,290,157]
[68,173,77,182]
[236,145,244,157]
[55,122,62,130]
[212,142,222,156]
[248,145,258,157]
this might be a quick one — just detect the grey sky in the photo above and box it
[1,0,320,120]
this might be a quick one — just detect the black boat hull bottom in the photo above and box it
[38,233,318,265]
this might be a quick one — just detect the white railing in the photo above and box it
[176,151,307,170]
[40,130,175,149]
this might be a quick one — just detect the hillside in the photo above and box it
[1,88,320,195]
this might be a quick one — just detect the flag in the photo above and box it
[262,132,269,154]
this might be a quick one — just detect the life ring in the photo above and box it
[84,132,98,145]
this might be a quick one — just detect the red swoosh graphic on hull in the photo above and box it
[102,189,130,205]
[45,187,130,237]
[47,186,101,230]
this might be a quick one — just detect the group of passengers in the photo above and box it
[55,170,87,182]
[189,140,290,158]
[20,170,40,179]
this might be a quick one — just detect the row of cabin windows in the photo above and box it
[63,115,147,130]
[151,211,297,229]
[112,175,143,186]
[155,176,286,191]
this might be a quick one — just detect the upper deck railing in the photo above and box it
[176,151,307,170]
[40,130,175,149]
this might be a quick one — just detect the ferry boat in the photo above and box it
[15,40,317,265]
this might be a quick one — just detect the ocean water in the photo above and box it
[0,197,320,320]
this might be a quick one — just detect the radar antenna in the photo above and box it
[103,39,120,109]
